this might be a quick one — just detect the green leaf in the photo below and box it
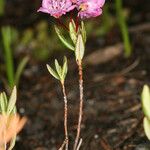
[12,106,17,114]
[54,26,75,51]
[1,27,11,46]
[62,56,68,81]
[46,64,60,80]
[115,0,132,57]
[55,59,62,79]
[1,26,15,88]
[0,93,5,113]
[144,117,150,140]
[75,34,85,63]
[15,56,29,86]
[81,21,87,43]
[69,20,77,44]
[7,86,17,114]
[2,92,8,107]
[142,85,150,120]
[0,93,7,114]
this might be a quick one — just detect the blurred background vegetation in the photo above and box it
[0,0,150,89]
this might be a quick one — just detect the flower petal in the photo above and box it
[37,7,50,14]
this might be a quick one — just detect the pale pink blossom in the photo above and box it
[38,0,75,18]
[75,0,105,19]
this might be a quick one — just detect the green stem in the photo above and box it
[115,0,132,57]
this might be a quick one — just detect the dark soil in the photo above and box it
[16,40,150,150]
[0,0,150,150]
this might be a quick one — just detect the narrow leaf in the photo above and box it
[46,64,60,80]
[0,93,7,114]
[62,56,68,81]
[7,86,17,114]
[1,26,15,87]
[69,20,77,44]
[81,21,87,43]
[144,117,150,140]
[2,92,8,107]
[75,34,85,62]
[15,56,29,86]
[55,59,62,78]
[142,85,150,120]
[54,26,75,51]
[0,93,5,113]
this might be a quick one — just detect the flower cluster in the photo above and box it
[38,0,105,19]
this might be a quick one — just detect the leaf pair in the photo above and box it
[55,20,87,63]
[69,20,86,63]
[47,57,68,83]
[141,85,150,140]
[69,20,86,44]
[55,20,87,51]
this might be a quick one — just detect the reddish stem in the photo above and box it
[75,17,79,32]
[62,83,69,150]
[73,61,84,150]
[57,19,69,31]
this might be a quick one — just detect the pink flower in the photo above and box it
[75,0,105,19]
[38,0,75,18]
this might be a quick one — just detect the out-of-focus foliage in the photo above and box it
[20,21,63,60]
[86,4,116,36]
[85,1,132,57]
[1,26,28,88]
[0,0,5,16]
[115,0,132,57]
[1,26,15,88]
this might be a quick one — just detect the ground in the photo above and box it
[16,39,150,150]
[0,0,150,149]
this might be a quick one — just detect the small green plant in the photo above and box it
[0,86,27,150]
[1,26,29,88]
[141,85,150,140]
[47,57,68,149]
[115,0,132,57]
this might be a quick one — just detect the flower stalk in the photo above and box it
[73,61,84,150]
[47,57,69,150]
[61,82,69,150]
[38,0,106,149]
